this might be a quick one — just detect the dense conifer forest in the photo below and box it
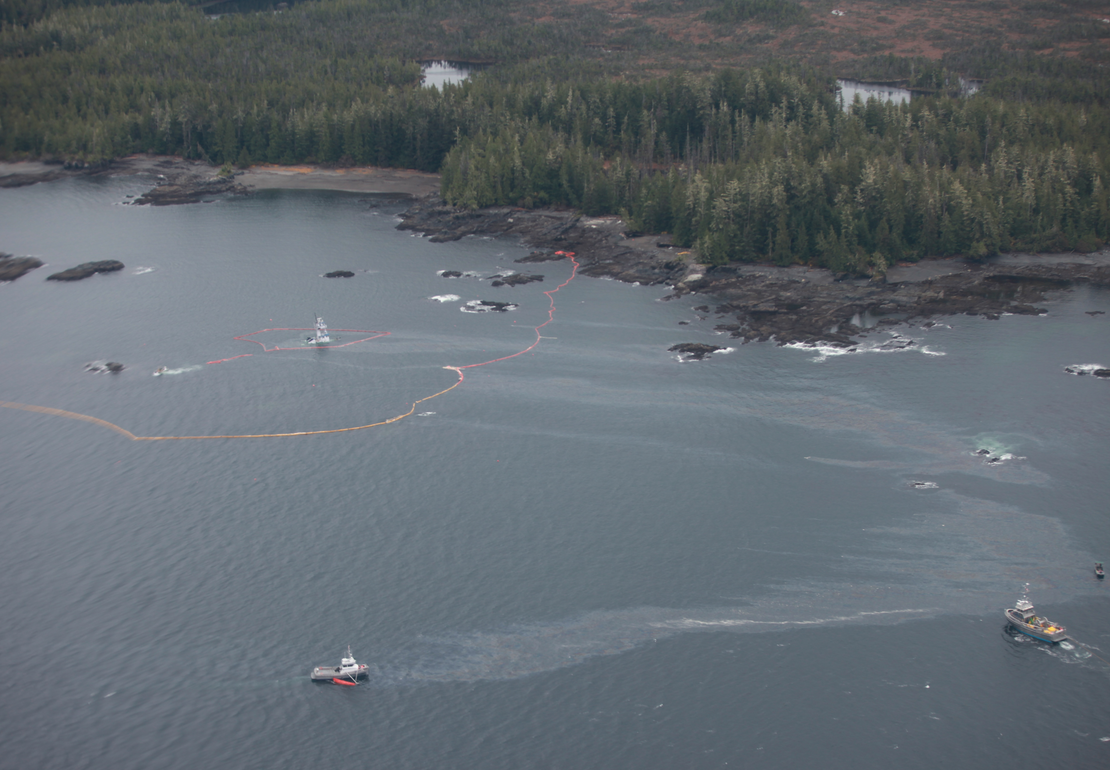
[3,0,1109,272]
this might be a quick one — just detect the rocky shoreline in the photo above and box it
[398,197,1110,347]
[4,157,1108,345]
[131,175,248,206]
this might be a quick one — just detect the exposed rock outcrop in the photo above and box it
[399,198,1110,348]
[131,175,247,205]
[47,260,124,281]
[491,273,543,287]
[0,253,44,281]
[669,343,725,361]
[462,300,516,312]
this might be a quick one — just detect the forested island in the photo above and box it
[3,0,1108,289]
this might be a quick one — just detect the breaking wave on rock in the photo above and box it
[1064,363,1110,377]
[785,332,945,362]
[461,300,517,313]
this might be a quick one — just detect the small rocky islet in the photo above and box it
[46,260,125,281]
[1064,366,1110,378]
[85,361,125,374]
[490,273,543,287]
[668,343,726,361]
[0,253,44,282]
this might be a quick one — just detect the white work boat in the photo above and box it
[311,645,368,685]
[1004,588,1067,643]
[306,315,330,344]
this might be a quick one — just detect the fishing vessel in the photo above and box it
[306,315,330,344]
[1004,588,1067,643]
[1096,562,1104,579]
[310,645,368,685]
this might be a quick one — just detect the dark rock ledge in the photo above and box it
[398,197,1110,347]
[491,273,543,287]
[131,175,248,206]
[669,343,725,361]
[0,253,44,282]
[47,260,124,281]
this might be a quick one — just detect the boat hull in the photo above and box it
[311,664,368,681]
[1005,609,1067,642]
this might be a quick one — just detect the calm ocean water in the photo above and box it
[2,178,1109,769]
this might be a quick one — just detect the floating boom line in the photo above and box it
[1,255,578,441]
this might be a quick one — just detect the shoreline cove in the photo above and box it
[3,156,1109,346]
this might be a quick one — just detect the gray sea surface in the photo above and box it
[2,178,1109,769]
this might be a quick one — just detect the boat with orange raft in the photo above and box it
[311,645,368,685]
[1004,588,1067,643]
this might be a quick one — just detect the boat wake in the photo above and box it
[1004,628,1097,665]
[374,604,942,685]
[152,365,202,376]
[366,492,1098,686]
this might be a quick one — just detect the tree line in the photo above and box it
[439,70,1110,272]
[2,1,1108,273]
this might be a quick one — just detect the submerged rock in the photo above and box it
[85,361,125,374]
[47,260,124,281]
[490,273,543,287]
